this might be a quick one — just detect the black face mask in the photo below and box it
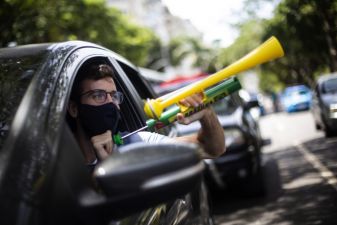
[78,103,121,137]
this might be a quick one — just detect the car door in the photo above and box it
[110,56,196,225]
[109,55,212,225]
[64,47,201,225]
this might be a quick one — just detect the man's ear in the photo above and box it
[68,101,78,118]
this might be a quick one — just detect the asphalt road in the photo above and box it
[213,111,337,225]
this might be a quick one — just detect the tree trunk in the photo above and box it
[316,0,337,72]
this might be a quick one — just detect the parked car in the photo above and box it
[0,41,215,225]
[281,85,312,113]
[175,92,270,196]
[311,72,337,137]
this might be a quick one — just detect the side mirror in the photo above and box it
[262,138,272,146]
[79,142,204,221]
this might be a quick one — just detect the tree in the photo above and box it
[217,19,265,68]
[261,0,337,89]
[215,19,284,92]
[0,0,161,67]
[214,0,337,92]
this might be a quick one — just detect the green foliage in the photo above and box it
[261,0,337,90]
[216,19,281,93]
[0,0,161,67]
[217,0,337,93]
[2,0,336,87]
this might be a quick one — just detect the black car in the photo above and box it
[176,91,269,196]
[0,41,215,225]
[312,72,337,137]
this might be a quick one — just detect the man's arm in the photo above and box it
[174,94,225,158]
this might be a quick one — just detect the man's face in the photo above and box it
[79,77,120,109]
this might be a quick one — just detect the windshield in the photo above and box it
[0,49,47,149]
[288,90,309,96]
[322,78,337,94]
[213,95,238,116]
[283,85,310,97]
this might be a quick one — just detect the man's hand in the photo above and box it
[176,92,206,124]
[174,92,225,158]
[90,130,114,160]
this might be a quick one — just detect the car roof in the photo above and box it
[0,40,138,71]
[317,72,337,85]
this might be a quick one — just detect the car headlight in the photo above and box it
[329,103,337,118]
[224,128,245,147]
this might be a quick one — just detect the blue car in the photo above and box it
[281,85,312,112]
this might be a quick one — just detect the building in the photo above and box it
[107,0,203,77]
[107,0,202,43]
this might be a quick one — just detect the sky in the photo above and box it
[161,0,276,47]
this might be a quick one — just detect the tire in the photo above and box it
[324,127,337,137]
[238,155,266,197]
[325,128,333,137]
[243,168,266,197]
[323,117,337,137]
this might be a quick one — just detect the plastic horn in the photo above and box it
[112,77,241,146]
[144,36,284,119]
[146,76,241,129]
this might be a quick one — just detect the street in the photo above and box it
[213,111,337,225]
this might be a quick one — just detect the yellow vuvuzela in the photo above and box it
[144,36,284,119]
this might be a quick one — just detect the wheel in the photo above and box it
[324,127,336,137]
[243,168,266,197]
[323,117,337,137]
[237,154,266,197]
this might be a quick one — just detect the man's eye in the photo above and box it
[92,92,105,100]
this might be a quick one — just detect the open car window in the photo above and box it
[115,60,174,136]
[66,56,145,136]
[116,60,157,100]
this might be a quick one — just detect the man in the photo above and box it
[67,62,225,169]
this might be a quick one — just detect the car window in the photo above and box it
[299,90,308,95]
[68,56,147,134]
[115,60,174,135]
[116,60,157,99]
[289,90,307,96]
[322,78,337,93]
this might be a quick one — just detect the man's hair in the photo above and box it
[70,61,115,103]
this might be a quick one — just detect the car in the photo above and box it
[0,41,216,225]
[311,72,337,137]
[175,91,270,197]
[280,84,312,113]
